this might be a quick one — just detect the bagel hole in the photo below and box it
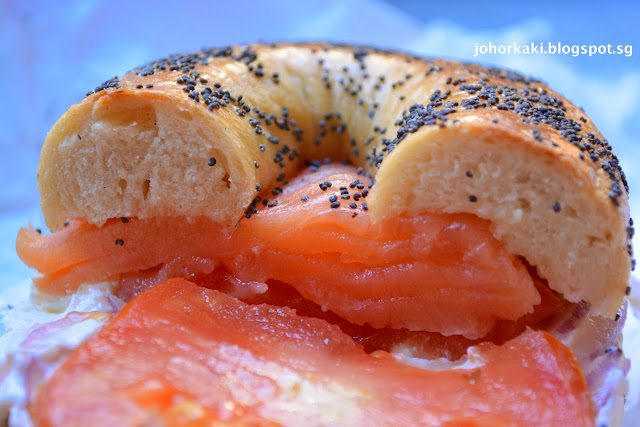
[515,173,530,184]
[564,205,577,218]
[222,171,231,189]
[517,198,531,211]
[94,98,157,131]
[587,235,604,246]
[142,178,151,200]
[118,179,127,197]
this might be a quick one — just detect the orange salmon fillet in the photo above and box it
[17,164,541,338]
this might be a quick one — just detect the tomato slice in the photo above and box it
[33,278,593,426]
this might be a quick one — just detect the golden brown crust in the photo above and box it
[38,42,632,317]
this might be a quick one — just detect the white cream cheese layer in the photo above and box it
[0,281,123,427]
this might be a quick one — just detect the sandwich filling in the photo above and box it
[18,163,565,340]
[6,162,629,425]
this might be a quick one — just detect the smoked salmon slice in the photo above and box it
[18,164,541,338]
[225,164,539,338]
[33,278,594,427]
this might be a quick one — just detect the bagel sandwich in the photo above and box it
[1,42,633,426]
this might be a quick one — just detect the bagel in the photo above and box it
[5,41,634,425]
[36,42,632,319]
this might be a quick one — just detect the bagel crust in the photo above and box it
[38,42,632,318]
